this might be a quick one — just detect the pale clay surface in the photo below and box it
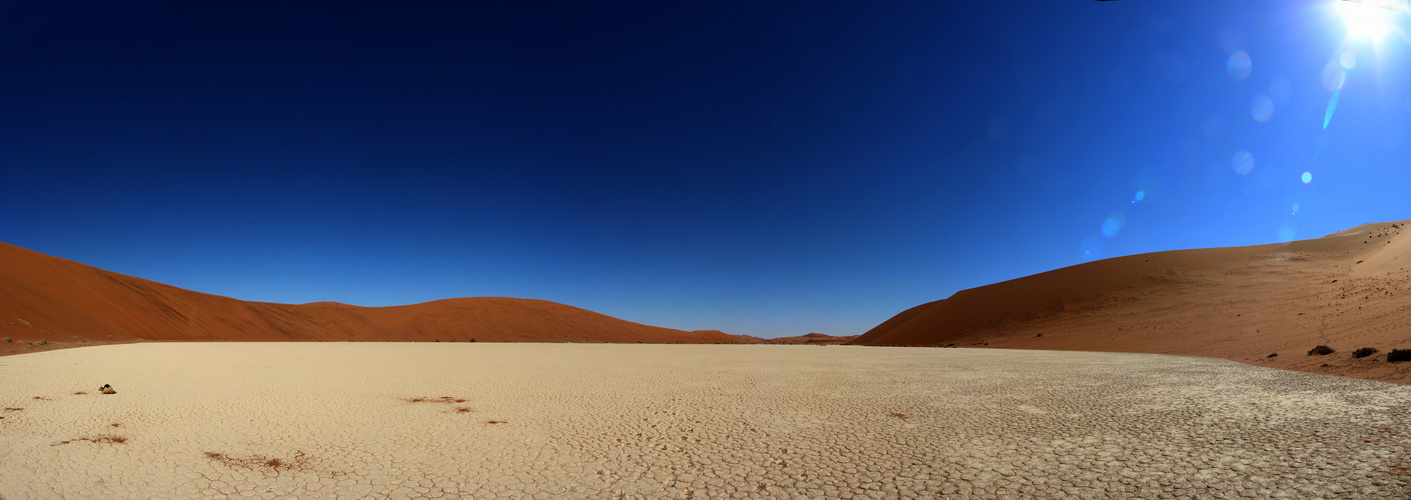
[1,344,1409,499]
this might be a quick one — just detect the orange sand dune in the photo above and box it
[852,220,1411,384]
[768,333,860,345]
[0,242,756,354]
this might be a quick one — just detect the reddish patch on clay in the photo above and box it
[406,396,469,405]
[204,451,310,474]
[51,434,127,446]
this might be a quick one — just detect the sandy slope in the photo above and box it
[2,344,1408,499]
[0,242,754,350]
[853,220,1411,385]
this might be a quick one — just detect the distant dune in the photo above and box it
[852,220,1411,385]
[10,218,1409,385]
[768,333,859,345]
[0,242,758,352]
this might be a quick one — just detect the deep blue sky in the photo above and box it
[3,1,1409,337]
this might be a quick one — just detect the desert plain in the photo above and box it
[2,342,1410,499]
[3,221,1411,499]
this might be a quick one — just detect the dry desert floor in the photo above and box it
[2,343,1410,499]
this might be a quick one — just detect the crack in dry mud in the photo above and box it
[2,343,1409,498]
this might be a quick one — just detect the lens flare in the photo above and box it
[1129,168,1162,206]
[1338,0,1399,41]
[1081,237,1104,260]
[1301,171,1313,184]
[1278,222,1297,244]
[1292,203,1301,214]
[1340,51,1358,70]
[1250,93,1274,122]
[1324,90,1341,129]
[1100,220,1120,239]
[1231,150,1255,175]
[1322,61,1346,92]
[1100,212,1127,239]
[1226,51,1252,81]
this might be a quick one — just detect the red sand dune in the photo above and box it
[852,220,1411,385]
[768,333,860,345]
[0,241,758,354]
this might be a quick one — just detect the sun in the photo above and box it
[1337,0,1406,42]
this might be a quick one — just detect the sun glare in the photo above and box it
[1337,0,1405,42]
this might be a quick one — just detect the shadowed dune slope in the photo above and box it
[852,220,1411,385]
[0,242,756,346]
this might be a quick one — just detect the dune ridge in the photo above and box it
[851,219,1411,385]
[0,242,755,349]
[768,332,860,344]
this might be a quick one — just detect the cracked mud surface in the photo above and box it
[2,343,1409,499]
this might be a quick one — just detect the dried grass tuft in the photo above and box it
[204,450,310,475]
[52,434,127,446]
[405,396,469,405]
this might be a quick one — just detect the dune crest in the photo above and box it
[852,220,1411,385]
[769,333,859,344]
[0,242,756,348]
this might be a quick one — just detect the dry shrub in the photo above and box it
[1352,347,1378,358]
[204,450,310,475]
[1389,349,1411,363]
[405,396,467,404]
[52,434,127,446]
[1307,345,1334,356]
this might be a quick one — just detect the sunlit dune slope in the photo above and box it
[0,242,755,347]
[852,220,1411,385]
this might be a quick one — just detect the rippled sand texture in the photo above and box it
[2,343,1410,499]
